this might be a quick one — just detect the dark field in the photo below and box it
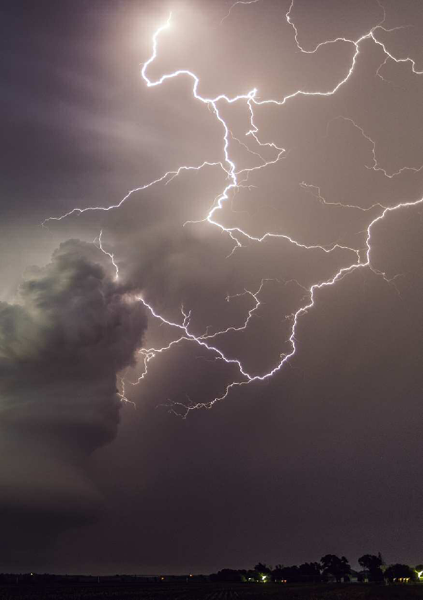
[1,582,423,600]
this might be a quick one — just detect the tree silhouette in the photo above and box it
[320,554,351,582]
[299,562,322,583]
[279,565,299,583]
[209,569,245,582]
[254,563,271,580]
[358,553,384,582]
[254,563,271,574]
[384,564,416,582]
[272,565,284,581]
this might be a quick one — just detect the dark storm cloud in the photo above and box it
[0,240,147,563]
[0,240,145,389]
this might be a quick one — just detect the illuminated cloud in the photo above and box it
[0,240,147,559]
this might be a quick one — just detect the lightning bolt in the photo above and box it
[220,0,261,25]
[326,116,423,179]
[94,230,119,281]
[45,2,423,416]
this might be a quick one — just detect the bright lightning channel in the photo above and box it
[94,230,119,280]
[45,3,423,416]
[220,0,261,25]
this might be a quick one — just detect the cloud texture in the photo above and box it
[0,240,147,562]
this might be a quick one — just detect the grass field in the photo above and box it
[0,582,423,600]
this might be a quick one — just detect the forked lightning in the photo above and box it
[44,0,423,416]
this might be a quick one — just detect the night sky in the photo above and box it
[1,0,423,575]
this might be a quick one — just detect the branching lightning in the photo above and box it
[94,230,119,280]
[326,116,423,179]
[45,0,423,416]
[220,0,261,25]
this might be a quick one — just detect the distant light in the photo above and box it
[417,570,423,580]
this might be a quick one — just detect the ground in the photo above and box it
[0,582,423,600]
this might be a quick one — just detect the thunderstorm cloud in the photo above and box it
[0,240,147,562]
[2,0,423,575]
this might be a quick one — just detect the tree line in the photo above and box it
[210,554,423,584]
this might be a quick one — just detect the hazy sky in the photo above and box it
[1,0,423,574]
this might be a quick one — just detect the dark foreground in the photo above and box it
[0,582,423,600]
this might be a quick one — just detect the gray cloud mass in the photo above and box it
[0,240,147,561]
